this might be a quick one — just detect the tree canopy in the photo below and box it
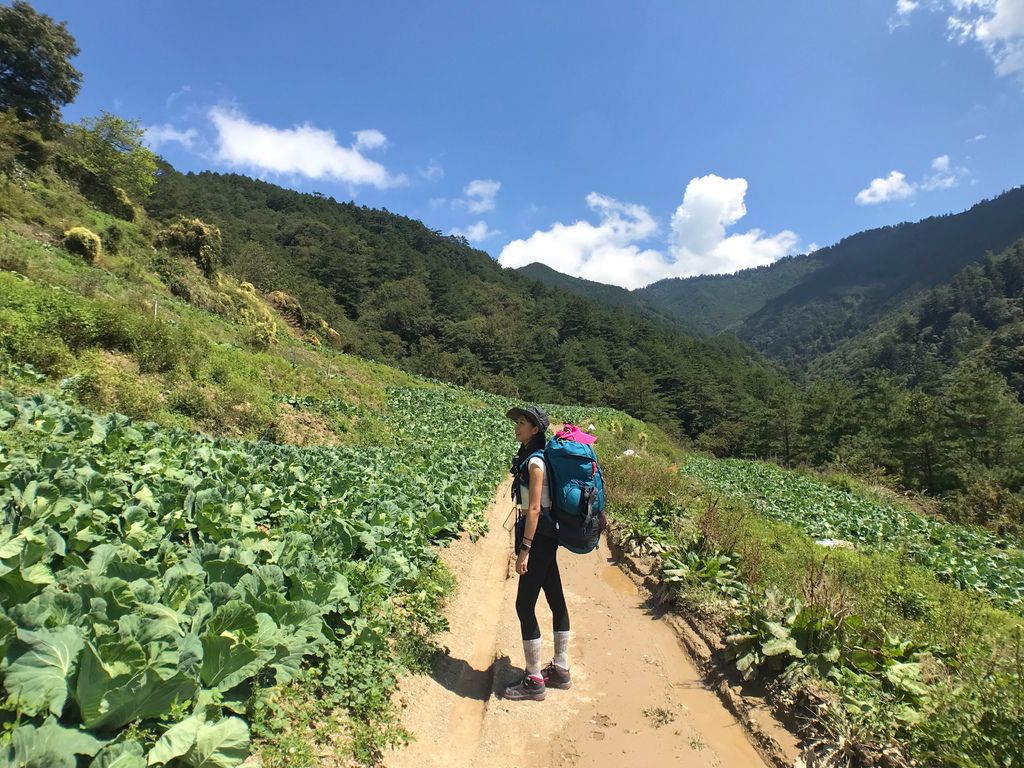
[60,112,159,202]
[0,0,82,131]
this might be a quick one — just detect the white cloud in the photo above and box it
[669,175,800,276]
[498,193,665,288]
[498,177,802,289]
[968,132,987,141]
[890,0,921,30]
[901,0,1024,77]
[974,0,1024,75]
[353,129,388,151]
[461,179,501,213]
[855,170,917,205]
[144,124,198,150]
[921,153,962,189]
[856,155,969,203]
[450,220,500,243]
[208,107,406,189]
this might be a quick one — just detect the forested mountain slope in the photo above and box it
[813,238,1024,396]
[516,261,698,334]
[145,169,787,441]
[637,252,826,335]
[737,186,1024,368]
[519,188,1024,369]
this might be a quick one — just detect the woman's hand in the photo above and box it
[516,549,529,575]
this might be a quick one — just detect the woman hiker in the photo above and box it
[502,405,572,701]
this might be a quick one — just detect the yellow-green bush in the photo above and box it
[63,226,101,263]
[156,217,222,277]
[267,289,306,326]
[246,320,278,351]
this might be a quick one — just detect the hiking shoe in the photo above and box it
[502,674,546,701]
[542,662,572,690]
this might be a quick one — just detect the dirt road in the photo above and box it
[385,480,790,768]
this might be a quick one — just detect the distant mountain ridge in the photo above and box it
[518,187,1024,369]
[516,262,700,334]
[637,253,825,335]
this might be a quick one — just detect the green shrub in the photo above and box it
[0,110,50,171]
[0,273,207,376]
[156,217,222,277]
[63,226,101,263]
[0,237,28,274]
[102,221,125,254]
[0,307,74,375]
[167,383,217,420]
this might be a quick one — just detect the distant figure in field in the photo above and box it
[502,405,572,701]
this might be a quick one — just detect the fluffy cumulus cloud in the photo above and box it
[498,176,802,289]
[669,175,799,276]
[896,0,1024,77]
[450,220,500,243]
[855,170,916,205]
[208,107,406,188]
[855,155,967,204]
[498,193,665,288]
[921,154,960,190]
[143,124,198,150]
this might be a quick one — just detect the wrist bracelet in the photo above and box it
[521,543,531,552]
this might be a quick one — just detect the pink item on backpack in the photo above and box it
[555,423,597,445]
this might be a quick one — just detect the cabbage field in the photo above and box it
[0,386,512,767]
[681,455,1024,611]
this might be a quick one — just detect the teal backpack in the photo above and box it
[516,434,606,554]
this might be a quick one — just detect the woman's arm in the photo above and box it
[515,461,545,575]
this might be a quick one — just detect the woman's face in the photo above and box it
[514,415,540,444]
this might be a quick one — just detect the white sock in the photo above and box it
[554,630,570,669]
[523,637,542,678]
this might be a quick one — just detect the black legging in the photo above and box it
[515,532,570,640]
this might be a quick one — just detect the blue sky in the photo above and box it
[33,0,1024,288]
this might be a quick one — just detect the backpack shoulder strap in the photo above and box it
[519,449,554,513]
